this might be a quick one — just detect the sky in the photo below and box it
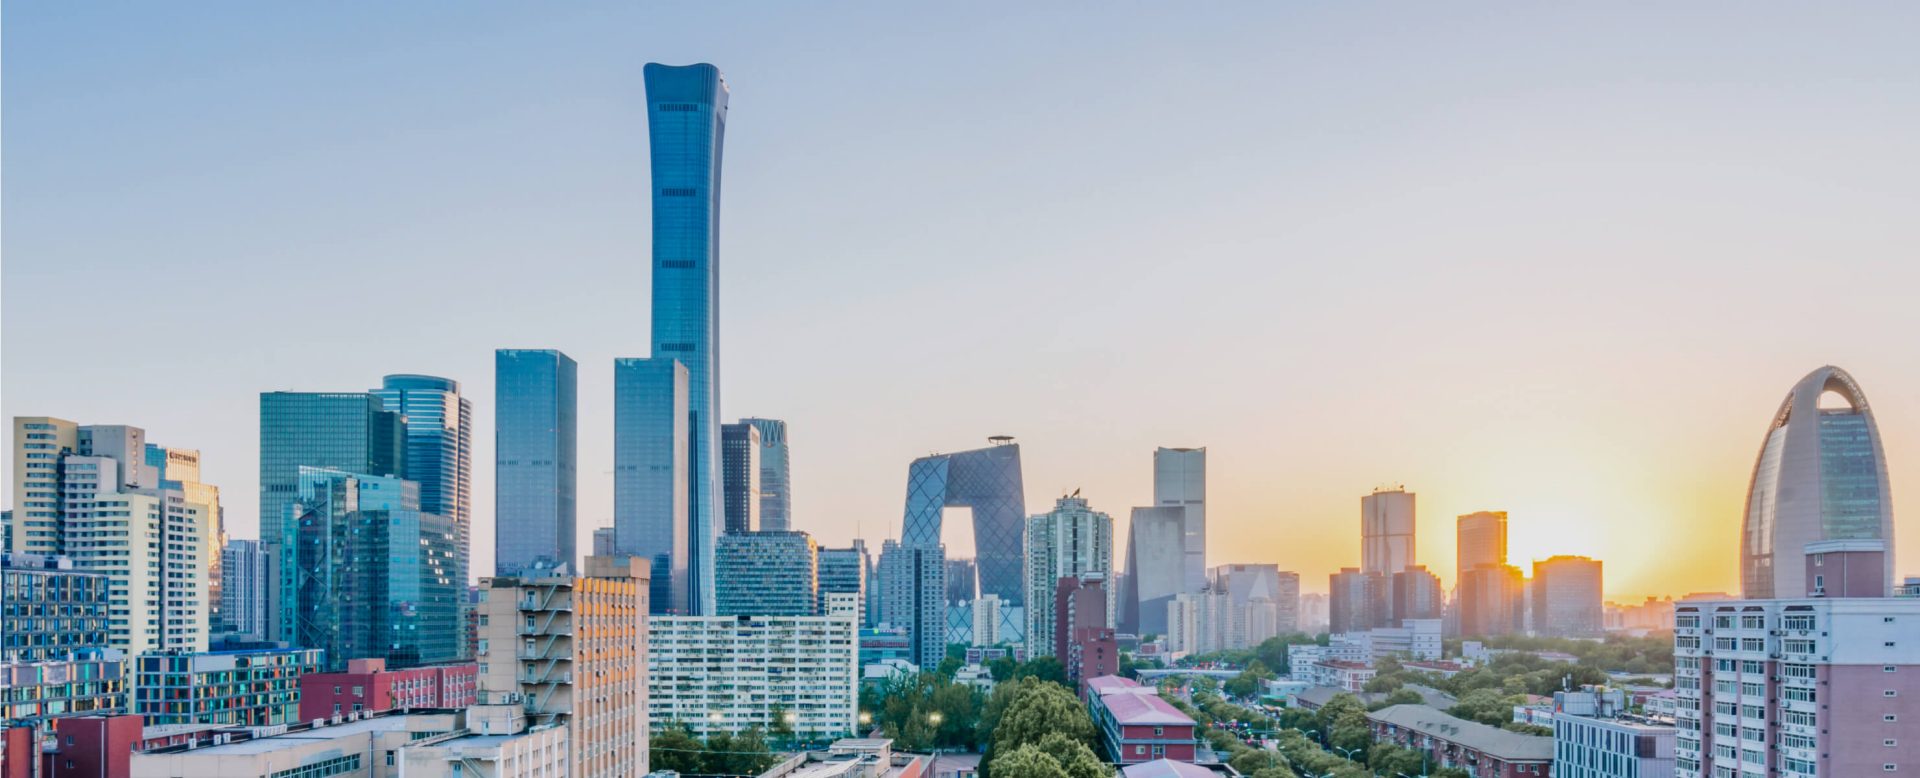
[5,3,1918,601]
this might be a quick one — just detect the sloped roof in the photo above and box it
[1366,705,1554,762]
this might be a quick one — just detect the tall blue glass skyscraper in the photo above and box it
[371,376,472,600]
[614,357,690,614]
[495,350,578,576]
[640,62,728,615]
[743,418,791,531]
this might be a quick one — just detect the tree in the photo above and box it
[649,726,704,774]
[987,655,1019,682]
[1371,688,1425,710]
[1449,688,1523,727]
[991,744,1068,778]
[1231,748,1280,775]
[1367,744,1428,776]
[1249,767,1299,778]
[1013,656,1068,686]
[1033,733,1107,778]
[702,728,778,776]
[980,678,1096,778]
[769,704,797,745]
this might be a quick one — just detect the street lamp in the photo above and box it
[1332,744,1364,762]
[858,711,872,726]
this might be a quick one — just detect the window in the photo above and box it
[1887,666,1898,673]
[1135,746,1146,756]
[1153,726,1163,736]
[1886,690,1899,698]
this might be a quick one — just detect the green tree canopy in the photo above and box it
[648,726,704,774]
[991,744,1068,778]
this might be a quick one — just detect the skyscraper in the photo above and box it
[816,543,869,624]
[1210,564,1293,648]
[1328,567,1387,634]
[1025,494,1114,658]
[494,349,578,576]
[283,466,459,670]
[896,440,1027,655]
[877,539,946,667]
[1362,487,1416,578]
[1120,506,1186,636]
[1456,511,1508,582]
[1740,365,1895,598]
[715,530,818,616]
[720,422,761,533]
[613,357,690,614]
[1391,565,1445,623]
[220,538,270,641]
[372,375,472,631]
[1153,447,1207,593]
[742,418,791,532]
[644,62,728,616]
[1531,555,1603,637]
[1458,563,1527,637]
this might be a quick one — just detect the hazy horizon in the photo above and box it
[6,3,1917,601]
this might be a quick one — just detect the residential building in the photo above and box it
[1357,619,1442,661]
[1368,704,1554,776]
[1084,675,1199,765]
[495,349,579,577]
[972,593,1003,647]
[715,530,819,616]
[1054,576,1113,685]
[1210,564,1295,648]
[1025,495,1114,657]
[1392,565,1445,623]
[613,356,691,614]
[1360,487,1416,580]
[1,649,126,728]
[1457,511,1509,582]
[946,558,978,602]
[1300,592,1330,634]
[742,418,791,532]
[401,705,572,777]
[476,555,650,778]
[259,393,405,640]
[128,711,463,778]
[721,422,762,533]
[1,553,109,662]
[1300,659,1377,692]
[1286,640,1370,684]
[1549,688,1675,778]
[133,647,322,727]
[643,62,729,617]
[858,627,912,667]
[1740,365,1894,598]
[1459,563,1527,638]
[298,658,478,720]
[648,606,858,738]
[1120,506,1185,636]
[1152,448,1207,594]
[1532,556,1604,637]
[1329,567,1387,634]
[1165,590,1225,655]
[1672,595,1920,778]
[218,539,269,641]
[817,543,870,625]
[897,440,1028,657]
[283,467,460,670]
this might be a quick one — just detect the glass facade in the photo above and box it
[133,647,321,727]
[1,554,110,662]
[613,357,689,614]
[645,62,728,616]
[742,418,790,532]
[714,530,818,616]
[494,350,578,576]
[282,467,458,670]
[1119,506,1184,636]
[372,375,472,598]
[816,543,868,624]
[720,422,761,533]
[258,393,405,549]
[1739,367,1893,598]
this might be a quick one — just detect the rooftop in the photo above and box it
[1085,675,1142,694]
[1098,689,1195,726]
[1121,759,1219,778]
[1367,705,1554,762]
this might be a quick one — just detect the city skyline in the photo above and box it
[6,4,1920,602]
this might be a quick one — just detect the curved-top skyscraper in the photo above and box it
[636,62,726,614]
[1740,365,1895,598]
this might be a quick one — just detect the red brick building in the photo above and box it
[296,658,477,721]
[1085,675,1198,765]
[1367,704,1552,777]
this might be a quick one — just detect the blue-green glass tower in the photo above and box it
[641,62,727,615]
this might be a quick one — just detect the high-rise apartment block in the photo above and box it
[877,539,945,667]
[1673,596,1920,777]
[1458,563,1527,637]
[2,553,110,663]
[816,542,869,625]
[133,647,322,727]
[282,467,460,670]
[1361,486,1416,581]
[1392,565,1445,623]
[1054,575,1116,686]
[1329,567,1387,634]
[1532,555,1604,637]
[742,418,791,531]
[1740,366,1895,599]
[476,556,650,778]
[495,349,579,577]
[720,422,762,533]
[1025,494,1113,657]
[647,599,858,739]
[1456,511,1509,580]
[1153,448,1207,594]
[642,62,729,617]
[613,357,690,614]
[218,539,269,641]
[11,418,217,654]
[715,530,819,616]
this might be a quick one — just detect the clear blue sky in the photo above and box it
[6,2,1918,597]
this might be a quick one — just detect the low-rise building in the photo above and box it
[1298,660,1375,692]
[128,710,462,778]
[1549,689,1674,778]
[1368,704,1553,777]
[0,648,125,728]
[1,553,111,663]
[132,647,322,727]
[298,658,478,721]
[1084,675,1198,765]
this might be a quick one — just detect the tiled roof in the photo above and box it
[1098,689,1195,726]
[1366,705,1554,762]
[1085,675,1141,694]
